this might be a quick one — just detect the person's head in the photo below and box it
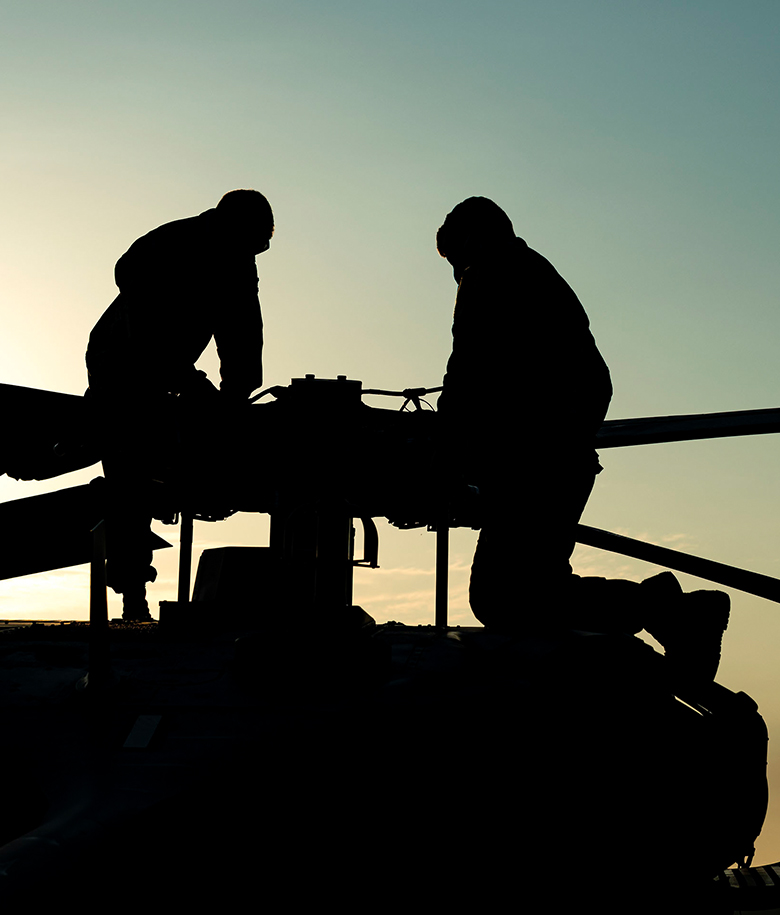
[216,189,274,254]
[436,197,515,277]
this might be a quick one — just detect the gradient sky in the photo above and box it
[2,0,780,863]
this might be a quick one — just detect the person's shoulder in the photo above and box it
[520,238,582,295]
[518,237,558,274]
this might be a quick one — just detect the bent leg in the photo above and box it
[469,461,597,630]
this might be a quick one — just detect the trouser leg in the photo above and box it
[90,386,175,620]
[469,463,598,629]
[102,446,156,621]
[103,469,155,591]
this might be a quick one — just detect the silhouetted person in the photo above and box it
[436,197,612,629]
[86,189,274,619]
[436,197,731,682]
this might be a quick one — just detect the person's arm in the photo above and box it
[438,267,490,419]
[213,260,264,401]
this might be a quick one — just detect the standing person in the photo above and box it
[86,189,274,620]
[435,196,612,630]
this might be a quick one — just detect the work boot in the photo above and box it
[122,584,153,622]
[641,572,730,683]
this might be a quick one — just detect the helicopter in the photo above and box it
[0,374,776,911]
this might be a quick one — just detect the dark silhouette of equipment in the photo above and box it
[0,375,775,909]
[0,478,170,581]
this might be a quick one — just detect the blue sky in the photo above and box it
[2,0,780,862]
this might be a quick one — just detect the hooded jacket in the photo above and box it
[438,236,611,477]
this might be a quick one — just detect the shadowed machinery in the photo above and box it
[0,374,776,911]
